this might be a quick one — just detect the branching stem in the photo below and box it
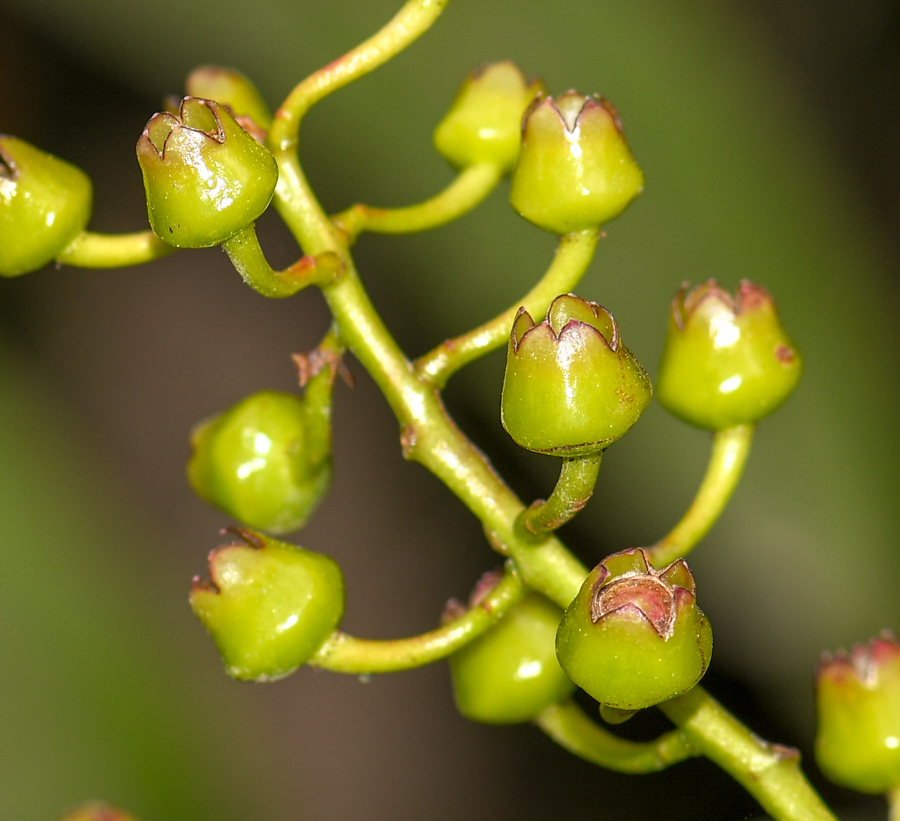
[222,225,341,297]
[309,564,525,673]
[332,162,502,244]
[647,424,754,567]
[535,699,698,773]
[57,230,173,268]
[658,687,837,821]
[415,228,600,388]
[517,453,602,539]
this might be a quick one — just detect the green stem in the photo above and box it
[309,564,526,673]
[221,225,341,297]
[321,262,588,608]
[332,162,502,244]
[414,228,600,388]
[647,424,754,568]
[270,0,449,153]
[535,699,698,773]
[889,784,900,821]
[518,453,602,538]
[57,230,173,268]
[659,686,838,821]
[299,325,345,473]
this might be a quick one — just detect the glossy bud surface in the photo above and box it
[58,803,140,821]
[510,92,643,234]
[136,97,278,248]
[501,294,651,456]
[0,136,92,276]
[433,61,545,173]
[188,390,331,534]
[449,585,575,724]
[815,634,900,793]
[656,280,802,430]
[190,529,344,681]
[185,66,273,134]
[556,548,712,710]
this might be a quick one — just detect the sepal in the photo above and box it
[556,548,712,710]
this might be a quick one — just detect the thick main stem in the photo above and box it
[659,687,837,821]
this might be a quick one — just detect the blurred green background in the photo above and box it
[1,0,899,818]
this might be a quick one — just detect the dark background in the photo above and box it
[0,1,899,819]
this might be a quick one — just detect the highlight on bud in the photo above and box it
[556,548,712,711]
[501,294,652,456]
[136,97,278,248]
[185,66,273,137]
[433,61,546,174]
[815,633,900,794]
[656,280,802,431]
[190,529,345,681]
[58,802,141,821]
[187,390,332,534]
[510,91,643,234]
[0,136,92,277]
[448,573,575,724]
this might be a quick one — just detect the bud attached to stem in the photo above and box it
[656,280,802,430]
[556,548,712,711]
[188,389,332,534]
[501,294,651,456]
[433,61,545,174]
[185,66,273,136]
[815,633,900,794]
[136,97,278,248]
[447,572,575,724]
[190,529,344,681]
[510,92,643,234]
[0,136,92,277]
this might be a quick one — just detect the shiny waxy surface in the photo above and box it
[556,548,712,710]
[510,92,643,234]
[656,280,802,430]
[449,591,575,724]
[815,634,900,793]
[501,294,651,455]
[433,61,545,173]
[0,136,92,276]
[188,390,331,534]
[136,97,278,248]
[190,530,344,681]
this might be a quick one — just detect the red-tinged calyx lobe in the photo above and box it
[556,548,712,711]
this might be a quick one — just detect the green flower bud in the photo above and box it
[59,803,140,821]
[509,92,643,234]
[448,575,576,724]
[433,61,546,174]
[187,390,331,534]
[0,136,92,277]
[556,548,713,711]
[501,294,652,456]
[136,97,278,248]
[185,66,273,136]
[656,280,802,430]
[815,633,900,794]
[190,529,344,681]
